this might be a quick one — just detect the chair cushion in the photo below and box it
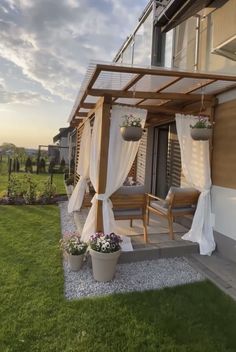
[116,185,145,195]
[113,209,142,217]
[165,187,199,208]
[150,201,195,215]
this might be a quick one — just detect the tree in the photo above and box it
[25,157,33,173]
[39,158,46,173]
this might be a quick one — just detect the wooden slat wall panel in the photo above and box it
[128,156,137,181]
[166,126,182,188]
[75,123,84,184]
[137,129,147,185]
[212,99,236,189]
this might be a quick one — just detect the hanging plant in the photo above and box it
[190,116,213,141]
[120,114,143,141]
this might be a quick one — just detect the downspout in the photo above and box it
[194,15,200,71]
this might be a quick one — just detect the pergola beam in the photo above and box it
[88,89,214,102]
[95,63,236,82]
[96,96,112,232]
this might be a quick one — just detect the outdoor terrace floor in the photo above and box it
[72,206,199,262]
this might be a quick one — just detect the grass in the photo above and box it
[0,205,236,352]
[0,159,66,196]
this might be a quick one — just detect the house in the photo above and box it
[53,127,74,164]
[68,0,236,262]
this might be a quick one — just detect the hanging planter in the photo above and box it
[120,126,143,141]
[120,114,143,142]
[190,117,212,141]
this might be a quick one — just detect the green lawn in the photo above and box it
[0,169,66,196]
[0,205,236,352]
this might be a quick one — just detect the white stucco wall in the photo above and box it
[211,89,236,241]
[211,186,236,241]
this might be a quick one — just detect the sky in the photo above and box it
[0,0,148,148]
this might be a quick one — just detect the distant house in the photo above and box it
[53,127,74,164]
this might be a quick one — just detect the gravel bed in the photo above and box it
[59,201,77,234]
[63,257,204,300]
[59,201,204,300]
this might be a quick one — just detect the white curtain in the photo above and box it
[81,105,147,244]
[175,113,216,255]
[68,119,91,213]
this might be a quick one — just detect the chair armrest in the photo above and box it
[146,193,165,204]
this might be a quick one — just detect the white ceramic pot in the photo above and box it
[191,128,212,141]
[120,126,143,141]
[67,253,84,271]
[90,248,121,282]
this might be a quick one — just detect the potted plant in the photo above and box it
[120,114,143,141]
[60,233,88,271]
[190,116,213,141]
[89,232,122,282]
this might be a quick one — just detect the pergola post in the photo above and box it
[95,96,112,232]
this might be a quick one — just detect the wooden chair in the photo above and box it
[111,192,148,243]
[81,186,148,243]
[146,187,200,240]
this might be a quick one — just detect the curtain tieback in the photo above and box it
[92,193,113,208]
[95,193,109,201]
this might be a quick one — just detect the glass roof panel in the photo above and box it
[162,77,212,93]
[139,99,169,106]
[115,98,143,105]
[128,74,179,92]
[192,80,236,94]
[92,71,137,90]
[84,95,99,103]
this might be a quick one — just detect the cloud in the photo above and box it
[0,0,147,102]
[0,79,52,104]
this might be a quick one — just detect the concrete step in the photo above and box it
[119,240,199,263]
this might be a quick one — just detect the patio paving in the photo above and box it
[59,201,199,262]
[188,254,236,301]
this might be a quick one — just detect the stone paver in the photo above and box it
[187,254,236,300]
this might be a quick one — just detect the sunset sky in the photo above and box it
[0,0,147,148]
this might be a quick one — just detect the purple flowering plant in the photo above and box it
[60,232,87,255]
[89,232,122,253]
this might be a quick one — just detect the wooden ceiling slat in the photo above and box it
[75,112,88,117]
[81,102,96,109]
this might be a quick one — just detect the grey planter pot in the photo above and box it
[67,253,84,271]
[191,128,212,141]
[90,248,121,282]
[120,126,143,141]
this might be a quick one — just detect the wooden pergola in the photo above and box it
[69,62,236,232]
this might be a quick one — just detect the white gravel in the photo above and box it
[59,201,204,300]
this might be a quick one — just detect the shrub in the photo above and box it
[7,175,23,201]
[38,178,56,202]
[22,175,37,204]
[25,157,33,173]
